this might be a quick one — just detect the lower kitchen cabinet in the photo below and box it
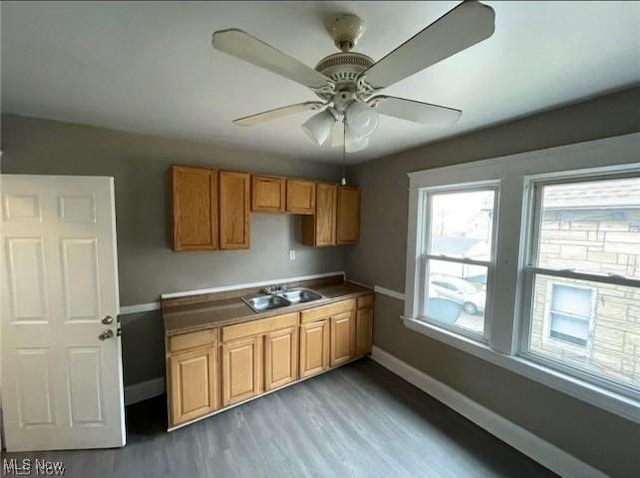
[165,293,374,430]
[330,310,356,367]
[168,346,219,426]
[264,326,298,390]
[299,319,330,378]
[221,335,263,407]
[356,306,373,357]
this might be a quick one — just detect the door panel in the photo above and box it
[252,176,285,213]
[222,335,262,406]
[61,238,100,321]
[265,327,297,390]
[67,347,103,425]
[331,311,355,367]
[1,175,124,451]
[299,319,330,378]
[5,237,47,321]
[15,348,55,428]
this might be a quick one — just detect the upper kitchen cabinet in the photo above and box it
[286,179,316,215]
[170,165,219,251]
[301,182,337,247]
[336,185,361,245]
[219,171,251,249]
[252,175,285,213]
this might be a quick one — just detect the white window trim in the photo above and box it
[404,132,640,424]
[419,183,499,341]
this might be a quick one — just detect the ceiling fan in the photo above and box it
[212,1,495,152]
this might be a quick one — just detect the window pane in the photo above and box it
[430,190,495,259]
[550,284,592,318]
[529,274,640,391]
[537,177,640,278]
[425,259,487,334]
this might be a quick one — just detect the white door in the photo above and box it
[1,175,125,451]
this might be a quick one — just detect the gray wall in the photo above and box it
[1,114,345,306]
[345,86,640,478]
[0,114,345,387]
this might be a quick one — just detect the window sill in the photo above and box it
[403,316,640,424]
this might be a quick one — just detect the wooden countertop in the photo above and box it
[163,281,373,336]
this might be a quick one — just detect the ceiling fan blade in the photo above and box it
[213,29,334,91]
[331,119,344,147]
[234,102,325,126]
[370,96,462,126]
[362,1,495,89]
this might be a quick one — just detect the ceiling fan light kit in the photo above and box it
[212,1,495,152]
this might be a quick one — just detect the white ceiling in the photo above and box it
[2,1,639,163]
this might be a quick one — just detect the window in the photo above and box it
[404,133,640,422]
[547,283,594,347]
[522,176,640,397]
[420,187,497,336]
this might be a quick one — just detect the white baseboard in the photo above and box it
[124,377,165,406]
[370,346,606,478]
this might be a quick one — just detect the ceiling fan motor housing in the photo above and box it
[314,52,375,101]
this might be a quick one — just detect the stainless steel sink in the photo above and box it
[242,294,291,313]
[279,288,324,304]
[242,288,324,313]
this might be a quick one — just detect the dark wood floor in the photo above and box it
[2,359,555,477]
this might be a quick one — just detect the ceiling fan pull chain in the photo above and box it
[341,121,347,186]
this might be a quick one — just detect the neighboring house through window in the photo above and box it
[547,283,594,347]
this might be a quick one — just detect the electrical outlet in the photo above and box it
[289,250,296,261]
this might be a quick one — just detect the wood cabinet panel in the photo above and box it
[168,328,217,354]
[336,186,360,245]
[264,327,298,391]
[299,319,330,378]
[286,179,316,215]
[301,182,337,246]
[221,335,263,406]
[168,347,218,426]
[170,165,218,251]
[222,312,298,342]
[356,306,373,357]
[330,311,355,367]
[300,299,355,324]
[252,175,285,213]
[219,171,250,249]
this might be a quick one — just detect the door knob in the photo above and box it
[98,329,114,341]
[102,315,114,325]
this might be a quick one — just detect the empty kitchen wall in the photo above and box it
[344,86,640,477]
[0,114,345,388]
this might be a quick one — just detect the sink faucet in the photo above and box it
[264,284,287,295]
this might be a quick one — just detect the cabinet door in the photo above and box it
[330,311,356,367]
[299,319,330,378]
[356,307,373,357]
[264,327,298,391]
[302,182,337,246]
[336,185,360,245]
[219,171,250,249]
[252,175,285,213]
[168,347,218,426]
[170,165,218,251]
[286,179,316,214]
[222,336,263,406]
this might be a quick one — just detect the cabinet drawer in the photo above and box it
[357,294,373,309]
[168,328,217,353]
[300,299,355,324]
[222,312,298,342]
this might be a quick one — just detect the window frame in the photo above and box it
[544,282,595,350]
[518,171,640,401]
[418,183,499,341]
[403,132,640,424]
